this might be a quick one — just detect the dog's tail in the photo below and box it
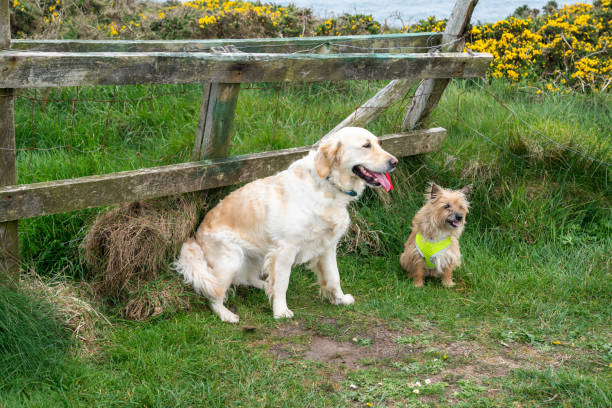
[172,238,223,300]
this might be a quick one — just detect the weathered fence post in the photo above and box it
[192,46,241,160]
[192,83,241,160]
[0,0,19,275]
[402,0,478,130]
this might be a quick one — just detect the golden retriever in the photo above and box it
[173,127,397,322]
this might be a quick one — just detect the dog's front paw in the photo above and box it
[335,294,355,305]
[442,279,456,288]
[413,280,425,288]
[273,307,294,319]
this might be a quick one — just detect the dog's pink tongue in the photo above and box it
[373,172,393,192]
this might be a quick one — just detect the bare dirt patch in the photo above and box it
[304,336,365,369]
[442,341,523,376]
[266,319,568,397]
[431,339,573,402]
[269,321,427,369]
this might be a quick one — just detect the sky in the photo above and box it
[274,1,587,26]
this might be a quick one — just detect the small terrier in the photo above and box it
[400,183,471,287]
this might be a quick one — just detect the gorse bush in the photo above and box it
[470,1,611,92]
[405,1,612,92]
[314,14,380,36]
[10,0,379,40]
[150,0,317,39]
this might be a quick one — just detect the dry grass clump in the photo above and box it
[340,208,385,256]
[508,136,578,168]
[19,271,107,355]
[82,195,203,304]
[460,159,497,181]
[120,278,192,321]
[508,136,546,160]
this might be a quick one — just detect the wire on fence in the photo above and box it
[2,80,446,156]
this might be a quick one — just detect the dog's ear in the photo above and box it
[459,184,473,198]
[315,139,342,179]
[427,182,441,200]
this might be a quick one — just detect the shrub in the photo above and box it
[10,0,383,39]
[314,14,381,36]
[404,1,612,92]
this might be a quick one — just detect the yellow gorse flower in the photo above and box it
[408,2,611,92]
[78,0,608,92]
[88,0,380,39]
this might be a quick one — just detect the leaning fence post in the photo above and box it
[0,0,19,275]
[192,46,241,160]
[402,0,478,130]
[321,78,418,142]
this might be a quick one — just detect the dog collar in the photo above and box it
[326,176,357,197]
[415,233,452,268]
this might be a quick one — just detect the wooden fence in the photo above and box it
[0,0,489,273]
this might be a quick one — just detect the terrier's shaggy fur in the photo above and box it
[400,183,472,287]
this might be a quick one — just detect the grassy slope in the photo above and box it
[2,80,611,406]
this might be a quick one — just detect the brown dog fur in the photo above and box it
[400,183,472,287]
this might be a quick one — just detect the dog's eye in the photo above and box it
[443,204,451,209]
[362,142,371,149]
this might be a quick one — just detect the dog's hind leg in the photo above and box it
[311,247,354,306]
[174,239,239,323]
[199,237,247,323]
[248,278,266,289]
[235,255,266,290]
[209,300,239,323]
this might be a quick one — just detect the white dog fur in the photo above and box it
[173,127,397,322]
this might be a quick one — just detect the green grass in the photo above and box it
[0,285,73,390]
[1,80,610,407]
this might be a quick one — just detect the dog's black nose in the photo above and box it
[388,157,398,168]
[455,213,463,221]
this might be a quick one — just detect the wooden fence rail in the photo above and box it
[10,33,442,53]
[0,51,491,88]
[0,129,446,222]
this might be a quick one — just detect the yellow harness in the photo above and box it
[415,233,452,269]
